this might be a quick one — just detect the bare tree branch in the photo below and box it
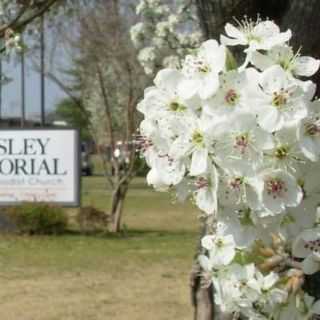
[0,0,61,37]
[95,63,115,152]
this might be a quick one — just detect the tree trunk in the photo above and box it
[281,0,320,94]
[190,251,214,320]
[195,0,289,40]
[110,182,128,233]
[191,216,222,320]
[191,267,215,320]
[190,216,237,320]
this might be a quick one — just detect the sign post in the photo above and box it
[0,128,80,206]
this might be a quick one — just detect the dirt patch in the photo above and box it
[0,265,192,320]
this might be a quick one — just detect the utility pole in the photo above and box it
[0,58,2,120]
[21,34,26,128]
[40,14,45,126]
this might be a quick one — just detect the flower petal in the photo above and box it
[190,148,208,176]
[154,68,183,94]
[256,106,283,132]
[294,56,320,77]
[303,255,320,275]
[259,65,288,94]
[300,136,320,162]
[178,78,199,100]
[220,34,243,46]
[225,23,245,40]
[250,51,274,71]
[201,235,215,250]
[195,187,216,215]
[199,73,219,99]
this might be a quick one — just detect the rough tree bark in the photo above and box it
[192,1,320,319]
[110,181,129,233]
[281,0,320,94]
[195,0,289,40]
[191,217,215,320]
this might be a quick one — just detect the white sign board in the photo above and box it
[0,129,80,206]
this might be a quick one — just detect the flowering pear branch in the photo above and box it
[138,17,320,319]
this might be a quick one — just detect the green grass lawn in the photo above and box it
[82,177,198,232]
[0,177,200,320]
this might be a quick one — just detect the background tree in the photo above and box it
[0,0,64,95]
[27,0,146,233]
[0,0,60,37]
[57,0,147,233]
[54,98,91,140]
[131,0,202,76]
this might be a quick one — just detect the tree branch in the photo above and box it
[96,63,115,151]
[0,0,61,37]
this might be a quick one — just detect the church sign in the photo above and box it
[0,129,80,206]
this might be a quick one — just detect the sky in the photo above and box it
[1,21,69,122]
[2,56,66,121]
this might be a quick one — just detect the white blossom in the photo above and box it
[258,169,303,215]
[221,19,292,52]
[178,40,226,99]
[138,18,320,319]
[250,65,308,132]
[298,100,320,161]
[200,229,236,269]
[132,0,201,75]
[251,44,320,77]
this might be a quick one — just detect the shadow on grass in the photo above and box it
[64,228,197,240]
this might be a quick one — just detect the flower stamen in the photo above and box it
[234,133,249,154]
[266,178,287,199]
[225,89,239,106]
